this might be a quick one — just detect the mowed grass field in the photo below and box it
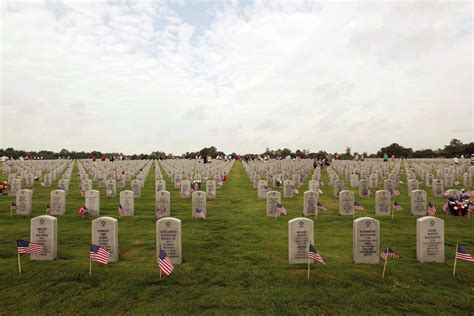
[0,161,473,315]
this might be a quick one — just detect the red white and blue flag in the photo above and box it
[308,244,325,265]
[317,202,328,211]
[427,202,436,216]
[90,244,111,265]
[456,245,474,262]
[156,207,166,219]
[276,203,287,215]
[78,205,93,216]
[159,249,174,276]
[380,248,401,260]
[118,203,126,216]
[393,202,403,211]
[354,201,364,211]
[17,239,43,255]
[195,207,206,219]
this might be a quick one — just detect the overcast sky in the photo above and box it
[1,0,472,155]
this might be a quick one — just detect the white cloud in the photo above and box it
[1,0,472,154]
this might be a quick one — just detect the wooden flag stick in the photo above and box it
[17,251,22,275]
[10,202,13,217]
[391,197,395,220]
[307,258,311,280]
[382,247,389,279]
[453,241,458,276]
[89,257,92,277]
[159,268,162,279]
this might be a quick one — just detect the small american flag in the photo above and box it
[367,189,372,197]
[393,202,403,211]
[195,207,206,219]
[317,202,328,211]
[106,189,113,196]
[17,239,43,255]
[159,249,174,276]
[263,185,270,192]
[78,205,92,216]
[392,189,400,197]
[45,204,51,214]
[90,244,111,265]
[380,247,401,260]
[292,187,299,194]
[308,244,325,265]
[11,202,17,213]
[456,245,474,262]
[275,203,287,215]
[354,201,364,211]
[155,207,166,219]
[318,188,323,194]
[118,203,127,216]
[427,202,436,216]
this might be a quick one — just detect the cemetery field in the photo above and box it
[0,162,473,315]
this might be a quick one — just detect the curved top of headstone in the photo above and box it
[32,214,57,221]
[445,189,461,196]
[92,216,117,223]
[353,216,379,224]
[417,216,444,223]
[156,217,181,224]
[288,217,313,225]
[339,190,354,195]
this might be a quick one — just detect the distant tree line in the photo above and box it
[376,139,474,159]
[1,139,472,160]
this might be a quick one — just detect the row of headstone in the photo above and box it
[288,215,445,264]
[26,215,182,264]
[262,189,433,217]
[21,213,448,264]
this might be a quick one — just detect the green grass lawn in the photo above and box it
[0,161,473,315]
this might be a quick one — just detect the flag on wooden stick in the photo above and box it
[90,244,111,265]
[159,249,174,276]
[17,239,43,255]
[427,202,437,216]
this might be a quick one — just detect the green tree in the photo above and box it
[442,139,465,157]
